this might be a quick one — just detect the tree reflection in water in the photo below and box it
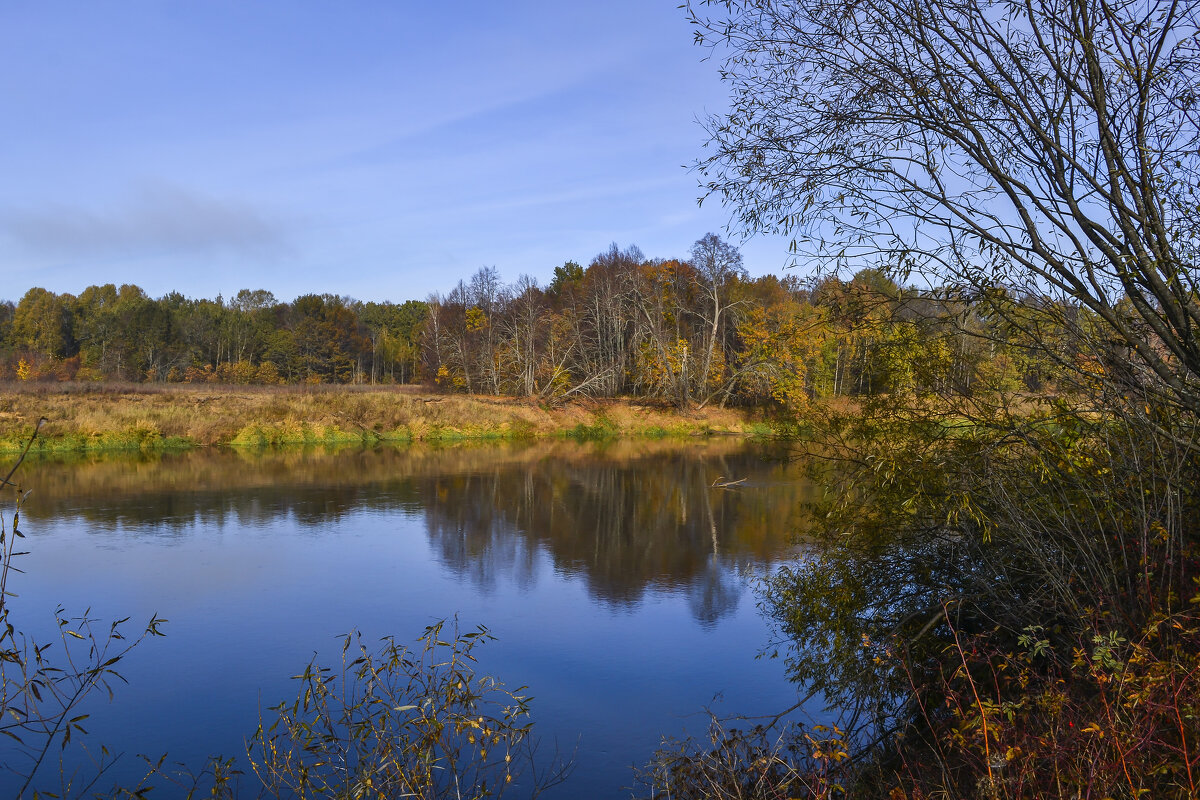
[21,439,811,624]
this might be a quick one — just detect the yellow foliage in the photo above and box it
[737,300,829,411]
[465,307,488,332]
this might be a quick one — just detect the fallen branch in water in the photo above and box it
[711,476,747,488]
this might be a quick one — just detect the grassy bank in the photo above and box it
[0,382,776,452]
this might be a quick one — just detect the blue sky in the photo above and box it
[0,1,796,304]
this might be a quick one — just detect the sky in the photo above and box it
[0,1,798,305]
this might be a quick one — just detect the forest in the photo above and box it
[0,234,1064,413]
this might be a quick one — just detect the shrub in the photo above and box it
[245,620,572,799]
[0,421,166,795]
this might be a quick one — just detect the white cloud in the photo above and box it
[0,183,289,258]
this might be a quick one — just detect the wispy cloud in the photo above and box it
[0,184,289,258]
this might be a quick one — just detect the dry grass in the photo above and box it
[0,382,773,452]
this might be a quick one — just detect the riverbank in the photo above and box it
[0,383,777,452]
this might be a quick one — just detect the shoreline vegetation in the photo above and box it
[0,382,778,453]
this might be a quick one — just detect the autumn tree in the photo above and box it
[689,0,1200,419]
[736,292,829,410]
[11,288,74,361]
[438,282,478,392]
[286,294,370,383]
[0,244,1080,394]
[688,2,1200,794]
[628,258,696,404]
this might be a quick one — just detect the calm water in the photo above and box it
[6,439,817,797]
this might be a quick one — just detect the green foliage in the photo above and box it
[547,261,584,296]
[563,416,618,441]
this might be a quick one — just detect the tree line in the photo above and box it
[1,233,1074,408]
[0,285,428,387]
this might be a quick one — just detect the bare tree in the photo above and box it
[688,0,1200,417]
[572,244,640,398]
[690,233,747,405]
[501,274,544,397]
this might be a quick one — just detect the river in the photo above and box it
[5,438,818,797]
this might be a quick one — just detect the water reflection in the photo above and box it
[21,440,810,625]
[418,449,801,623]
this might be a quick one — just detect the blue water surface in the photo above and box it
[5,440,819,798]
